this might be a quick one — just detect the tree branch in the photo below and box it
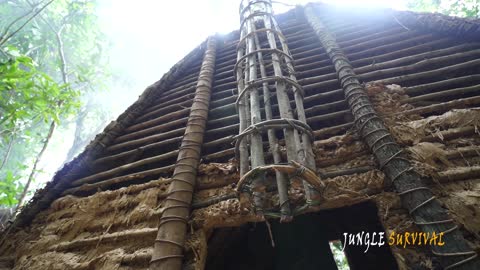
[0,129,16,171]
[0,1,40,41]
[0,0,54,47]
[14,120,55,213]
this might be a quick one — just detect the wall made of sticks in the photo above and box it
[3,5,480,270]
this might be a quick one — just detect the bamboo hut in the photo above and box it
[1,1,480,269]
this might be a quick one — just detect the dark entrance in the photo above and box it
[205,201,398,270]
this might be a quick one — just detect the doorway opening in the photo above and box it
[205,201,398,270]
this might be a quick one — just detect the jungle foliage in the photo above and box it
[407,0,480,18]
[0,0,110,211]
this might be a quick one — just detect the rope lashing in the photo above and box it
[396,184,476,269]
[234,76,305,110]
[236,161,324,194]
[233,118,314,162]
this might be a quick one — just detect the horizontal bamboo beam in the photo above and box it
[123,108,190,134]
[121,249,152,265]
[149,92,196,112]
[169,72,200,89]
[403,85,480,104]
[405,75,480,96]
[157,81,197,102]
[63,176,172,196]
[314,122,354,138]
[349,34,435,61]
[300,48,480,87]
[313,95,480,139]
[202,148,235,161]
[137,99,193,123]
[355,44,477,74]
[421,126,477,143]
[396,95,480,117]
[437,166,480,183]
[360,49,480,81]
[49,228,157,251]
[107,128,184,153]
[339,27,403,48]
[104,84,480,166]
[377,59,480,85]
[71,150,178,187]
[64,166,175,195]
[347,31,419,54]
[116,117,188,144]
[94,141,178,166]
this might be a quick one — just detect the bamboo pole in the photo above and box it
[150,36,216,270]
[403,85,480,104]
[299,45,480,85]
[138,100,193,122]
[123,108,190,134]
[63,165,175,195]
[50,228,157,251]
[107,127,185,152]
[71,150,178,186]
[252,21,292,220]
[234,0,322,219]
[405,75,480,95]
[377,59,480,85]
[272,18,321,203]
[245,19,268,214]
[305,5,479,269]
[235,18,250,186]
[116,117,188,144]
[95,89,480,170]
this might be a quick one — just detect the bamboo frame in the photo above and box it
[89,89,480,180]
[252,21,292,220]
[234,0,321,221]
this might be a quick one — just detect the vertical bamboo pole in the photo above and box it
[304,5,479,270]
[263,10,321,204]
[150,36,217,270]
[237,27,250,178]
[251,21,292,220]
[246,19,267,213]
[263,14,299,163]
[236,0,320,217]
[272,18,321,203]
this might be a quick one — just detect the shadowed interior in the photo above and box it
[206,201,398,270]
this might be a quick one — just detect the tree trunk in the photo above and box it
[65,99,109,163]
[150,36,216,270]
[0,130,15,171]
[14,121,55,213]
[304,5,479,270]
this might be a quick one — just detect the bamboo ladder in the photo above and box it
[304,4,479,270]
[150,36,217,270]
[235,0,323,222]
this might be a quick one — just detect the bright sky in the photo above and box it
[35,0,408,193]
[97,0,408,93]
